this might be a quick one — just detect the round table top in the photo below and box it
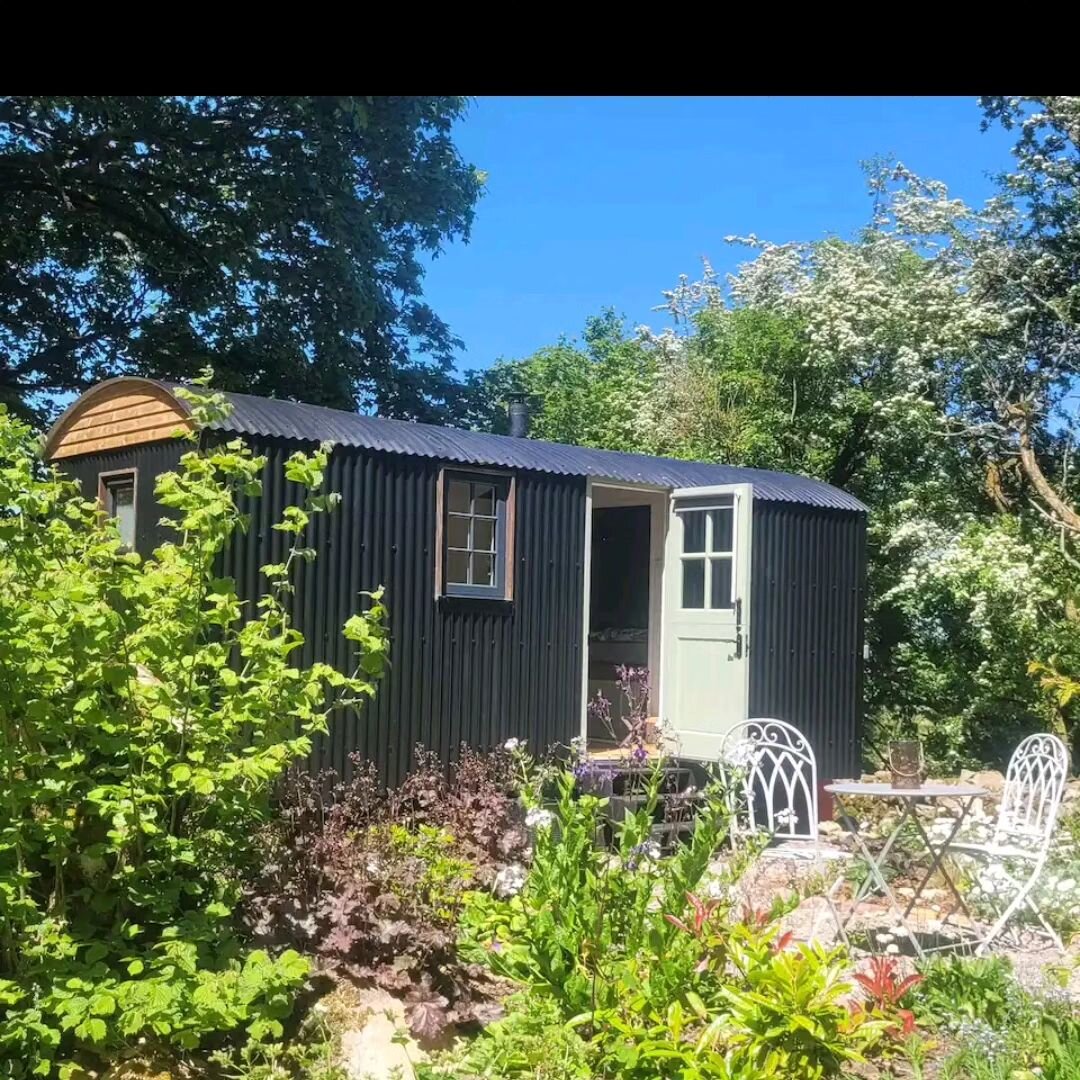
[824,781,988,799]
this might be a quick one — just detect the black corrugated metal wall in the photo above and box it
[748,502,867,783]
[57,441,186,553]
[58,437,866,789]
[219,439,587,786]
[59,437,587,787]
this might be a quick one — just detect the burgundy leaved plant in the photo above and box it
[242,743,530,1040]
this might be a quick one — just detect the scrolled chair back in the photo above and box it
[995,732,1070,852]
[721,718,818,843]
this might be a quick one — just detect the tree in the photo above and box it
[474,144,1080,764]
[0,96,483,424]
[0,386,389,1073]
[462,310,656,448]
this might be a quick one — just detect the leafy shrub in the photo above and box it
[459,762,732,1017]
[913,955,1017,1030]
[453,753,876,1078]
[0,386,388,1077]
[208,1007,348,1080]
[917,956,1080,1080]
[244,744,530,1041]
[718,938,868,1079]
[417,991,592,1080]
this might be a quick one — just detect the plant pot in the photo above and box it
[608,792,651,826]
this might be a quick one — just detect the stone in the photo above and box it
[778,895,841,948]
[973,770,1006,794]
[819,820,844,838]
[338,987,452,1080]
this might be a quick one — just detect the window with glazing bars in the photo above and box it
[441,471,511,598]
[679,497,735,609]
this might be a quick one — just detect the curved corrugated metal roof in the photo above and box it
[45,379,865,511]
[204,386,866,512]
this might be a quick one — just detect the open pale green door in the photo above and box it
[660,484,752,760]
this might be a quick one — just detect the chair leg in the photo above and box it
[824,869,851,950]
[977,892,1026,957]
[1025,896,1066,955]
[975,860,1050,957]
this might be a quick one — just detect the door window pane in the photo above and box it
[710,508,733,553]
[710,557,733,608]
[683,511,706,554]
[682,559,705,608]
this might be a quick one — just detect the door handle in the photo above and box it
[729,597,744,661]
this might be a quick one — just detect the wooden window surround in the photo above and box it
[97,468,138,550]
[435,467,516,601]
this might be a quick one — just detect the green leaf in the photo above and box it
[685,991,708,1020]
[193,775,216,796]
[90,993,116,1017]
[80,1017,108,1043]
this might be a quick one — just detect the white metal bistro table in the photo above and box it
[824,781,988,960]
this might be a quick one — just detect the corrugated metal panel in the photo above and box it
[129,380,863,512]
[56,440,187,556]
[748,502,867,783]
[219,440,586,786]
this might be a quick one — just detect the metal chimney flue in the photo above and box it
[507,393,531,438]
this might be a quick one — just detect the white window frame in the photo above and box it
[674,496,738,611]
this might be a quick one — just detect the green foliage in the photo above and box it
[713,939,866,1079]
[208,1008,348,1080]
[913,955,1017,1030]
[914,954,1080,1080]
[417,991,593,1080]
[872,512,1080,767]
[448,758,874,1078]
[460,763,735,1017]
[0,388,388,1075]
[467,310,656,450]
[0,96,483,422]
[379,824,476,925]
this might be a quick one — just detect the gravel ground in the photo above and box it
[712,849,1080,1002]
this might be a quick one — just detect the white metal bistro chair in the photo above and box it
[721,718,840,861]
[948,732,1069,955]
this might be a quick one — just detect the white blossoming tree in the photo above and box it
[469,97,1080,767]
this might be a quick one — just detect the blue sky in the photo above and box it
[422,97,1018,372]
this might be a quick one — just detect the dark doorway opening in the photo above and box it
[588,505,651,744]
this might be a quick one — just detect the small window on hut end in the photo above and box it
[99,471,137,550]
[437,470,514,600]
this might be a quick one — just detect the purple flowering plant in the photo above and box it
[587,665,654,762]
